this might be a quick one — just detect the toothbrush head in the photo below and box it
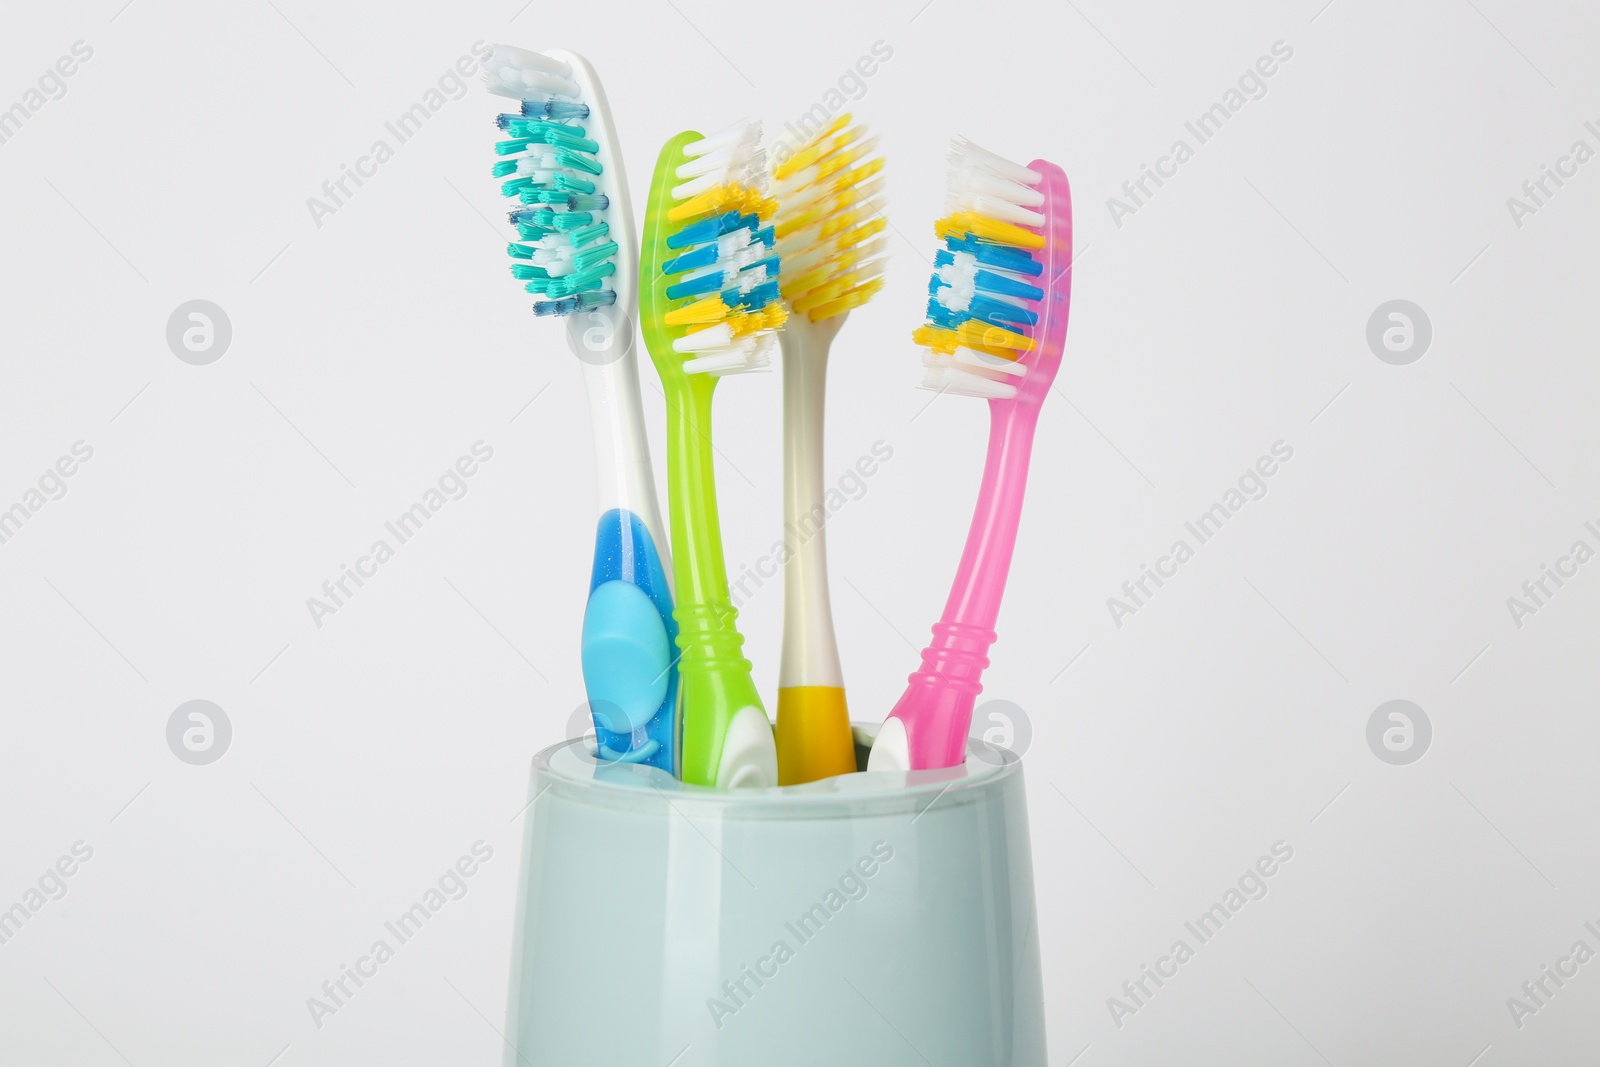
[914,137,1071,400]
[640,122,786,379]
[484,46,635,322]
[769,114,887,322]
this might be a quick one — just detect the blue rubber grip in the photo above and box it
[580,509,679,773]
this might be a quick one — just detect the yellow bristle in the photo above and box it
[792,268,872,315]
[771,115,852,180]
[770,117,886,322]
[666,184,775,224]
[912,324,1028,360]
[664,295,733,326]
[934,211,1045,250]
[954,320,1033,352]
[807,277,884,321]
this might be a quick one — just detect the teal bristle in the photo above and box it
[491,80,615,316]
[553,174,596,194]
[567,221,609,248]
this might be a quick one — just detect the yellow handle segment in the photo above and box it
[776,686,856,784]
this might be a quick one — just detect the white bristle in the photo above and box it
[673,122,767,201]
[685,121,761,158]
[683,335,774,376]
[673,322,733,353]
[955,346,1027,376]
[483,45,579,100]
[921,353,1020,399]
[949,136,1041,186]
[946,137,1045,226]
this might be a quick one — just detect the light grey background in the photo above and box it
[1,0,1596,1064]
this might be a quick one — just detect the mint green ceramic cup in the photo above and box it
[502,727,1046,1065]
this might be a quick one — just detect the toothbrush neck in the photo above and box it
[778,324,844,688]
[665,372,734,614]
[662,372,759,691]
[938,399,1039,636]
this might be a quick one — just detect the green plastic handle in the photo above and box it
[640,131,767,786]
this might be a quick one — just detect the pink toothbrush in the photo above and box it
[869,141,1072,771]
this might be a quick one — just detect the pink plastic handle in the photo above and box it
[889,160,1073,769]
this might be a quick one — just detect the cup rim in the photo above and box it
[528,722,1024,820]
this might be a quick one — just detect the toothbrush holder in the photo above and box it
[501,725,1047,1065]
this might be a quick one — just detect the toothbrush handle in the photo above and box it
[892,401,1039,768]
[776,318,856,784]
[574,319,668,545]
[778,322,844,688]
[665,374,765,785]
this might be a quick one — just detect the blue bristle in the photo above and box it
[666,211,749,249]
[743,255,780,279]
[979,270,1044,302]
[736,279,780,310]
[945,235,1042,276]
[666,271,726,301]
[925,301,967,330]
[967,294,1037,328]
[534,288,615,316]
[661,244,719,275]
[523,98,590,121]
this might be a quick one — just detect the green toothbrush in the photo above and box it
[640,124,783,788]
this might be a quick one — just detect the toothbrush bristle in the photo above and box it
[914,137,1047,400]
[769,113,887,321]
[484,45,614,317]
[661,120,784,375]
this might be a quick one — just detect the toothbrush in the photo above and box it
[484,46,680,772]
[868,140,1072,772]
[768,115,888,784]
[639,122,784,788]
